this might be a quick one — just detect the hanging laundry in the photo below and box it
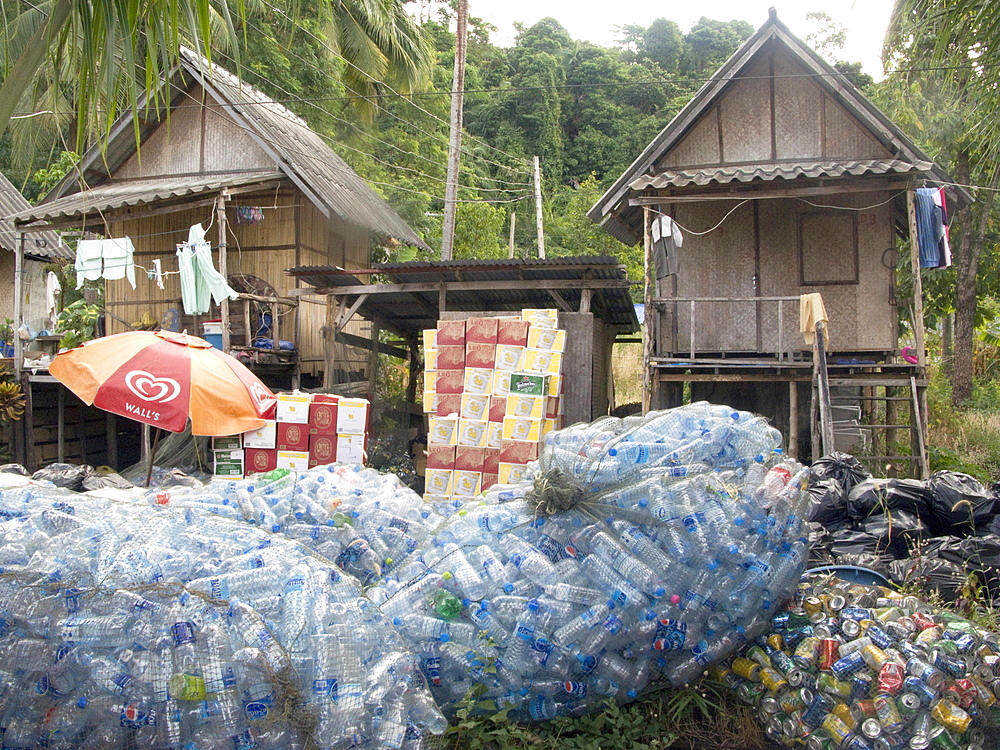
[151,259,166,290]
[235,205,265,226]
[932,187,952,267]
[799,293,829,346]
[176,223,238,315]
[75,237,137,289]
[915,187,951,269]
[44,271,61,329]
[651,214,683,279]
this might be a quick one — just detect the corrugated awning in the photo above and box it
[630,159,936,190]
[9,171,285,227]
[288,256,641,335]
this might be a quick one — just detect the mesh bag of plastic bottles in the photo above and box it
[717,572,1000,750]
[368,402,812,722]
[0,472,444,750]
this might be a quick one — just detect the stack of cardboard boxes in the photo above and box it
[212,392,370,478]
[423,310,565,505]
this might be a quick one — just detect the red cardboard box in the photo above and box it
[436,345,466,370]
[309,394,340,436]
[498,319,530,346]
[435,370,464,395]
[500,439,540,464]
[435,394,462,417]
[277,421,310,451]
[546,396,561,419]
[466,317,499,344]
[245,448,278,474]
[465,342,496,369]
[436,320,466,346]
[488,396,507,422]
[483,447,500,475]
[455,446,485,472]
[426,444,456,469]
[309,434,337,467]
[482,473,499,491]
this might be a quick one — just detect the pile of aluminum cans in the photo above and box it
[714,573,998,750]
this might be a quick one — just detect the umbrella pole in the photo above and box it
[146,427,162,488]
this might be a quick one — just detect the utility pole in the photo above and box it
[440,0,468,261]
[507,211,517,258]
[533,155,546,259]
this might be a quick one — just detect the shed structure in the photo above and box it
[589,11,971,473]
[287,257,639,427]
[7,48,426,470]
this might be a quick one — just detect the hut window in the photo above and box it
[798,212,858,286]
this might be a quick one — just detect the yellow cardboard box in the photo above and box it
[527,326,566,352]
[502,416,542,442]
[424,468,454,496]
[428,416,459,445]
[505,394,545,419]
[457,418,489,447]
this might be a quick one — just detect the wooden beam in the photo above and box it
[334,294,369,332]
[579,288,592,313]
[546,289,573,312]
[335,330,409,360]
[643,206,652,412]
[290,278,632,297]
[217,192,231,352]
[628,180,913,204]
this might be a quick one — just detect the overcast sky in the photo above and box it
[457,1,896,79]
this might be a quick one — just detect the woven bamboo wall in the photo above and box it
[657,47,891,172]
[116,85,274,178]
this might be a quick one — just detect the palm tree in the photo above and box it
[0,0,430,153]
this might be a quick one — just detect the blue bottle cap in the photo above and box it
[392,617,402,626]
[652,586,666,599]
[627,689,638,699]
[503,583,514,594]
[439,634,450,642]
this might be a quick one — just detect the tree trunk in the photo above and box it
[951,152,999,406]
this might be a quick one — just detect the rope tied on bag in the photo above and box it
[526,468,585,516]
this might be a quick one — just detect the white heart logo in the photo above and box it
[124,370,182,403]
[249,382,272,408]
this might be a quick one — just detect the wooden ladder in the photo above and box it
[815,375,928,478]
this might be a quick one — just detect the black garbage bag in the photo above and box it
[0,464,28,476]
[931,535,1000,597]
[810,452,871,494]
[887,556,969,601]
[806,522,835,565]
[31,463,93,491]
[926,471,998,537]
[846,478,934,522]
[858,509,931,559]
[806,478,851,528]
[81,471,135,491]
[829,529,883,559]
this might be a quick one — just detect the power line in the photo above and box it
[239,17,532,191]
[254,0,531,171]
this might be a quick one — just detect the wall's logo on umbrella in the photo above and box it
[125,370,182,403]
[249,382,273,410]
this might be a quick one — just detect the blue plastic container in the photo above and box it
[803,565,892,588]
[203,333,223,350]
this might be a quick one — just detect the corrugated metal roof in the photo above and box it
[10,171,285,226]
[287,257,640,334]
[178,49,429,251]
[0,172,71,258]
[630,159,936,189]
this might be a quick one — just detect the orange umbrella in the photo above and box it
[50,330,276,436]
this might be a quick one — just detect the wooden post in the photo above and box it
[533,156,546,259]
[507,211,517,259]
[788,380,798,459]
[106,413,117,468]
[368,320,380,402]
[815,321,835,456]
[57,385,65,463]
[440,0,468,261]
[13,233,24,378]
[217,192,231,351]
[906,188,926,367]
[642,206,652,413]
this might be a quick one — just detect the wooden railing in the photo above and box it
[650,295,802,360]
